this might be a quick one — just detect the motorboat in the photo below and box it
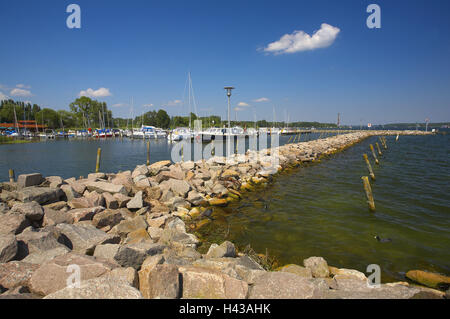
[170,127,192,142]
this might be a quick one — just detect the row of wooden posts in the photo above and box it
[361,136,391,211]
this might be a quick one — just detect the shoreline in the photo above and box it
[1,129,448,299]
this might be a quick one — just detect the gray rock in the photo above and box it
[0,202,10,214]
[167,179,191,197]
[110,216,148,238]
[43,276,142,299]
[0,212,31,235]
[17,174,44,189]
[42,207,74,226]
[16,187,63,205]
[303,256,330,278]
[132,165,149,178]
[113,242,166,270]
[21,246,70,265]
[29,253,119,296]
[68,206,104,223]
[103,192,119,209]
[92,209,124,229]
[0,234,18,263]
[60,184,79,201]
[11,201,44,221]
[0,261,39,290]
[94,244,121,260]
[85,181,128,195]
[113,193,132,208]
[206,241,236,259]
[187,190,204,205]
[15,227,68,260]
[87,173,106,180]
[127,191,143,210]
[179,266,248,299]
[55,223,120,254]
[101,267,139,288]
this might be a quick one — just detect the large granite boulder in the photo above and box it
[29,253,119,296]
[15,226,68,260]
[179,266,248,299]
[55,223,120,254]
[11,201,44,222]
[0,212,31,235]
[15,187,63,205]
[206,241,236,259]
[85,181,128,195]
[303,256,330,278]
[0,261,39,290]
[17,174,44,189]
[249,272,326,299]
[0,234,18,263]
[43,276,142,299]
[139,264,180,299]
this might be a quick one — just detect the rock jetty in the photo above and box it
[1,130,446,299]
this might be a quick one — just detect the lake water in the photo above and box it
[192,134,450,283]
[0,133,327,181]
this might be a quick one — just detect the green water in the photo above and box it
[193,135,450,283]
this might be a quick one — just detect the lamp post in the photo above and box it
[224,86,234,157]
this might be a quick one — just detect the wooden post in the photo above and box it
[287,135,293,143]
[361,176,376,211]
[211,140,215,156]
[181,144,184,162]
[369,144,379,165]
[8,169,15,183]
[363,154,375,180]
[146,141,150,165]
[395,134,399,142]
[380,137,387,149]
[95,148,101,173]
[375,142,382,156]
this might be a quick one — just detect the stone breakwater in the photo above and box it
[1,130,448,299]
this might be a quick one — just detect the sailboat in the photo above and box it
[170,72,197,142]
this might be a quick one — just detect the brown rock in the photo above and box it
[139,264,180,299]
[406,270,450,290]
[180,266,248,299]
[29,253,119,296]
[0,261,39,290]
[92,209,124,229]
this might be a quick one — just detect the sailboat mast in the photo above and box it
[188,72,191,130]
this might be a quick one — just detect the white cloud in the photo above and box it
[79,87,112,98]
[143,103,154,107]
[234,107,244,112]
[16,84,31,89]
[0,91,8,100]
[263,23,340,54]
[10,88,32,97]
[253,97,269,103]
[237,102,249,107]
[164,99,182,107]
[112,103,127,107]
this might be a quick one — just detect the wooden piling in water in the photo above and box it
[8,169,15,183]
[287,135,293,143]
[380,137,387,149]
[181,144,184,162]
[146,141,150,165]
[369,144,379,165]
[361,176,376,211]
[375,142,382,156]
[363,154,375,181]
[95,148,101,173]
[395,134,399,142]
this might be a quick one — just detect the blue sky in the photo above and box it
[1,0,449,125]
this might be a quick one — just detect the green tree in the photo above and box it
[156,109,170,128]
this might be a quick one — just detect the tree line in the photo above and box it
[0,98,336,130]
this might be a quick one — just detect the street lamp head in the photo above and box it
[224,86,234,97]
